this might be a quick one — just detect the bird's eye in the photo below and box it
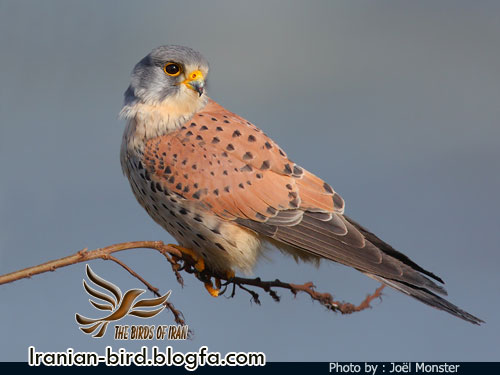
[163,62,182,76]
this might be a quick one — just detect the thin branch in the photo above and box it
[0,241,187,329]
[218,276,385,314]
[0,241,386,329]
[106,255,160,297]
[0,241,181,286]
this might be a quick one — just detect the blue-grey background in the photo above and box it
[0,0,498,361]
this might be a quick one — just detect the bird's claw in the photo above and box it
[168,244,205,272]
[204,281,220,297]
[204,269,235,297]
[168,244,236,298]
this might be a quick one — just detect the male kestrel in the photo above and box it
[120,45,482,324]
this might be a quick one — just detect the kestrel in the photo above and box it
[120,45,482,324]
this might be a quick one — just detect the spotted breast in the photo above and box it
[120,99,331,273]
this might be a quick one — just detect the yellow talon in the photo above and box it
[208,269,234,297]
[169,244,205,272]
[167,245,234,298]
[204,281,220,297]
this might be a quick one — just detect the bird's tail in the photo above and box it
[366,274,484,325]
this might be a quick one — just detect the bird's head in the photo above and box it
[124,45,209,110]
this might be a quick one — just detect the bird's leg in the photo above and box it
[225,269,236,280]
[204,279,220,297]
[168,244,215,296]
[203,269,236,297]
[168,244,235,298]
[168,244,205,272]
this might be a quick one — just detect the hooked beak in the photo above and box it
[182,70,205,96]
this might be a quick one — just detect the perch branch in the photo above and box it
[0,241,385,326]
[216,276,385,314]
[0,241,182,285]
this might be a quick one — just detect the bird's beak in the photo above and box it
[182,70,205,96]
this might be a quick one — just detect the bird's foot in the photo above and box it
[168,244,235,298]
[204,281,220,297]
[204,269,236,298]
[168,244,205,272]
[224,269,236,281]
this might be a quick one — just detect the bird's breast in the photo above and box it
[120,117,262,274]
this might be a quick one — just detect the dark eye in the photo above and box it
[163,62,182,76]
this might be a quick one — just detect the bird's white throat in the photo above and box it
[120,92,208,145]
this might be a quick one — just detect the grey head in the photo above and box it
[124,45,209,106]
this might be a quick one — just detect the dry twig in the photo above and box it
[0,241,385,329]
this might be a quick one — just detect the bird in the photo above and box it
[120,45,482,325]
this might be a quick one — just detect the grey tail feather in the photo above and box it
[345,215,444,284]
[367,274,484,325]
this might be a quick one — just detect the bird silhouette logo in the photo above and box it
[75,264,171,338]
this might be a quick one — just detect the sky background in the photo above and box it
[1,0,499,362]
